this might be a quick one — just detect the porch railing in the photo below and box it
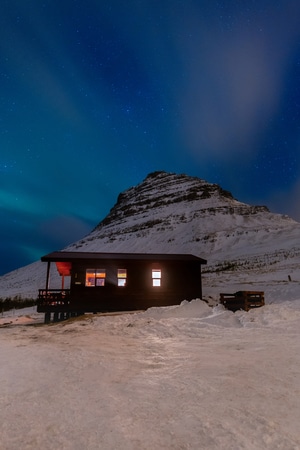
[38,289,71,307]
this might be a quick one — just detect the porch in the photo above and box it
[38,289,71,311]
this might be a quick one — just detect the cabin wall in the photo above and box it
[69,259,202,312]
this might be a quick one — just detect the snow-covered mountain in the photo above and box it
[1,171,300,301]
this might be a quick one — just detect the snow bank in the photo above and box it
[143,298,212,318]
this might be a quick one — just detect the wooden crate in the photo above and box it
[220,291,264,312]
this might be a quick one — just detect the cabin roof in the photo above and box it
[41,251,207,264]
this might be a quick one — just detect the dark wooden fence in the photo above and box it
[220,291,264,312]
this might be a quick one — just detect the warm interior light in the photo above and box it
[117,269,127,286]
[96,269,106,278]
[117,269,127,278]
[86,269,95,286]
[86,269,106,287]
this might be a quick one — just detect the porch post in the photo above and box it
[199,265,203,299]
[46,261,51,290]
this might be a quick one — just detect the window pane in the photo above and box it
[96,269,106,278]
[118,269,127,278]
[153,279,161,287]
[86,269,95,287]
[152,269,161,278]
[95,269,105,286]
[118,278,126,287]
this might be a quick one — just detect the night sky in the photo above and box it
[1,0,300,275]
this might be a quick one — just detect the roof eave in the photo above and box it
[41,251,207,264]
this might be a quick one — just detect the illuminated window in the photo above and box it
[85,269,106,287]
[117,269,127,286]
[86,269,95,287]
[152,269,161,287]
[96,269,106,286]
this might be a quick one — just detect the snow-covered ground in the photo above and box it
[1,296,300,450]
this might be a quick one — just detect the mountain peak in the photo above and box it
[99,171,238,228]
[66,171,285,259]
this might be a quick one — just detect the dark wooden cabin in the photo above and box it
[37,251,207,320]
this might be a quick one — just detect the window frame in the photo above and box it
[152,269,161,287]
[85,268,106,287]
[117,268,127,287]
